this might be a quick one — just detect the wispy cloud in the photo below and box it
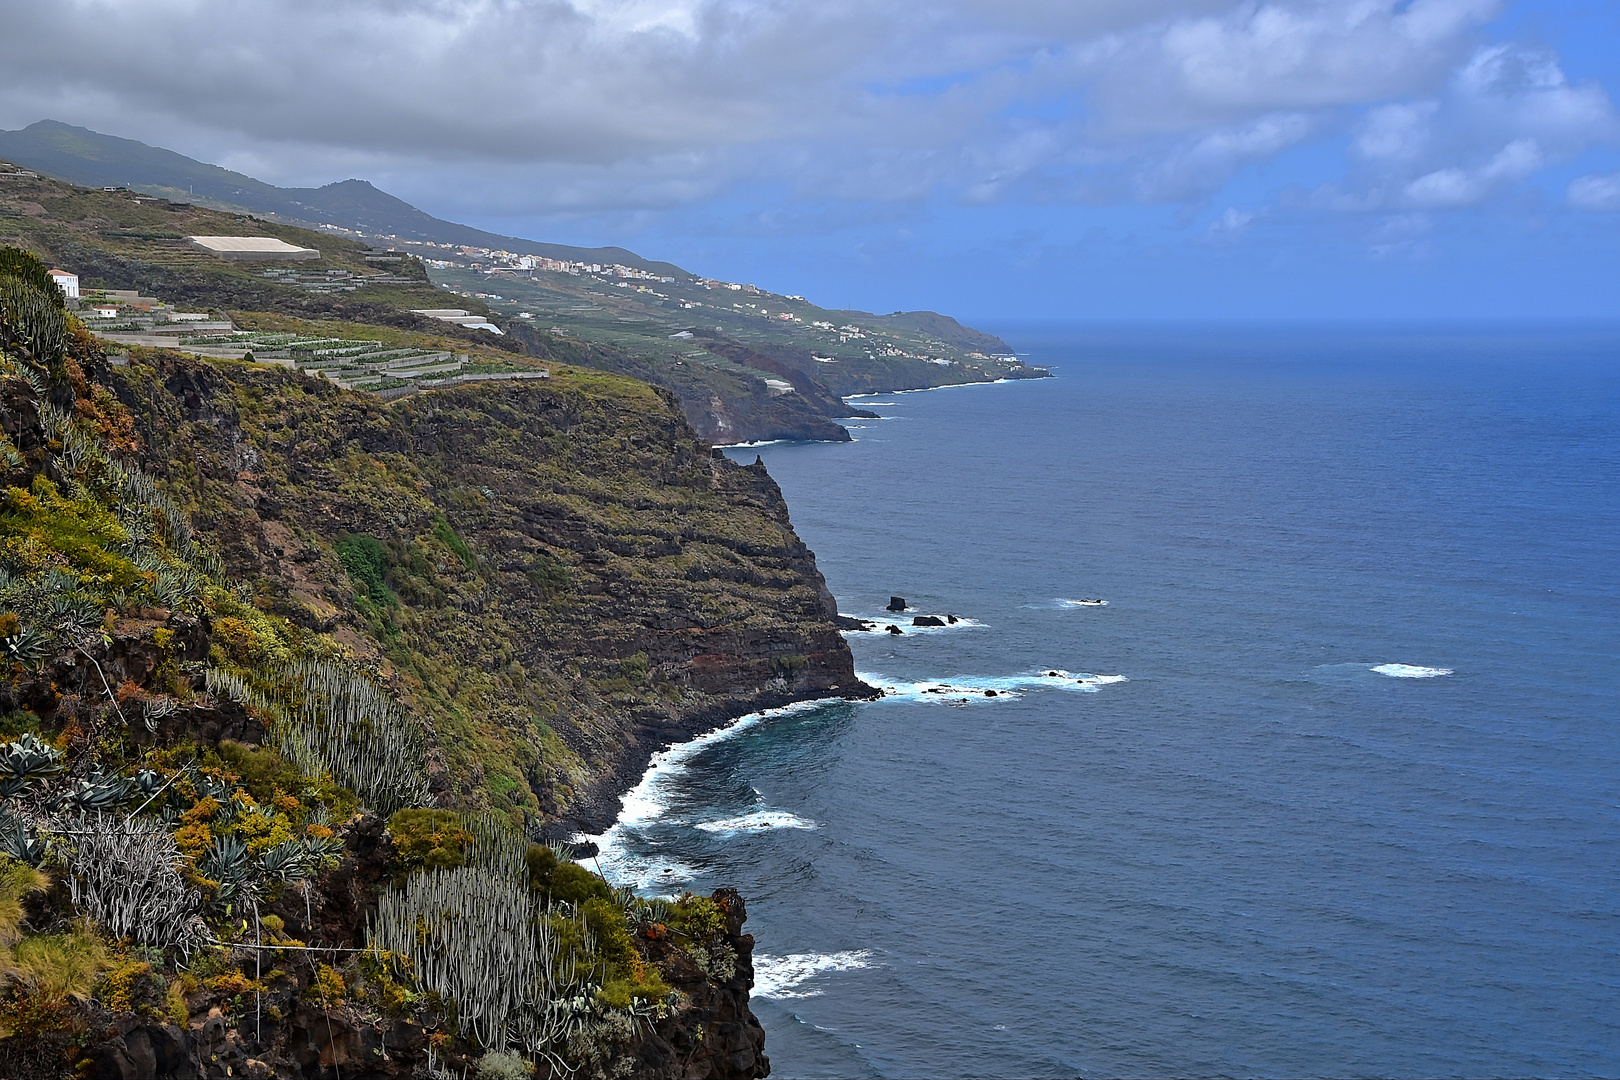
[1568,171,1620,210]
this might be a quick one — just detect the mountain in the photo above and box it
[0,120,685,276]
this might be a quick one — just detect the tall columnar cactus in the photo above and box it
[0,275,67,380]
[369,865,542,1050]
[281,660,432,815]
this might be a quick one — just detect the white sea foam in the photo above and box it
[838,612,986,635]
[857,669,1127,702]
[580,697,838,890]
[752,950,875,999]
[1055,597,1109,608]
[694,809,820,835]
[1372,664,1454,679]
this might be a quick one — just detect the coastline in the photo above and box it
[577,695,852,884]
[560,682,877,846]
[586,372,1048,847]
[715,372,1056,447]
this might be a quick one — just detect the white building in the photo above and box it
[48,270,79,299]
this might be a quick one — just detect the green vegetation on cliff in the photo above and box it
[0,247,794,1076]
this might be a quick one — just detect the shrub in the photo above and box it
[0,475,139,588]
[0,857,46,947]
[524,845,612,907]
[431,515,476,572]
[476,1050,533,1079]
[1,921,110,1001]
[387,809,472,875]
[335,534,394,609]
[526,553,570,596]
[307,963,346,1005]
[669,894,726,942]
[95,951,153,1012]
[214,741,304,807]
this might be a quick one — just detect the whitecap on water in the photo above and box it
[753,950,875,999]
[858,669,1128,702]
[1371,663,1454,678]
[694,809,820,835]
[1055,597,1109,608]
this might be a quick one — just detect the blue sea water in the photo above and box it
[593,324,1620,1078]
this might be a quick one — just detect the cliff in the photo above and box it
[0,248,865,1077]
[106,350,869,834]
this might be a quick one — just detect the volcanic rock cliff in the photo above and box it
[0,251,867,1078]
[108,351,870,836]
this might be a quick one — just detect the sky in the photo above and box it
[2,0,1618,321]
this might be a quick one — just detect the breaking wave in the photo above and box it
[857,669,1128,703]
[579,697,838,890]
[753,950,876,999]
[1372,664,1454,678]
[694,809,820,835]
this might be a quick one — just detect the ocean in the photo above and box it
[588,323,1620,1078]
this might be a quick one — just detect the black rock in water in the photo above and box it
[887,596,907,611]
[913,616,945,627]
[947,614,959,624]
[887,624,903,635]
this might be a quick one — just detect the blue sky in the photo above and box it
[3,0,1618,320]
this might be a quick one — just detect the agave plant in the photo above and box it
[60,770,138,813]
[259,834,343,883]
[0,733,65,798]
[1,623,50,667]
[0,809,45,865]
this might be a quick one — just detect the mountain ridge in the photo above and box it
[0,120,687,275]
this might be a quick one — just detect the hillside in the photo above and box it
[0,248,845,1076]
[0,123,1050,443]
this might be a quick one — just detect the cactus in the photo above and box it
[279,660,432,815]
[65,814,205,950]
[0,275,67,379]
[369,865,542,1050]
[369,817,608,1065]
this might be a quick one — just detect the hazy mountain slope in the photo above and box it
[0,120,684,275]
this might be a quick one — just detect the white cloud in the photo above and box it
[1084,0,1501,135]
[1568,172,1620,211]
[1327,43,1618,210]
[1201,205,1265,243]
[0,0,1612,219]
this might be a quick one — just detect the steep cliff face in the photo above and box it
[0,247,842,1079]
[105,352,870,834]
